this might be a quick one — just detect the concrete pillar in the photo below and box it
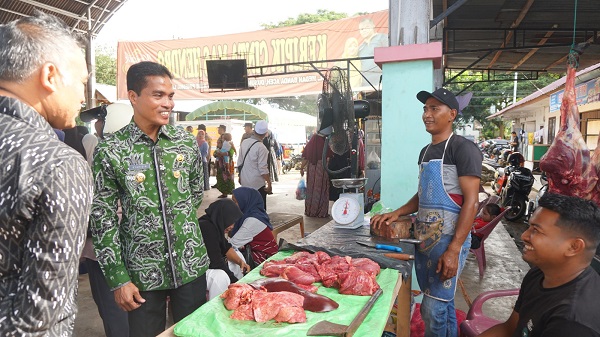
[375,43,443,209]
[390,0,431,46]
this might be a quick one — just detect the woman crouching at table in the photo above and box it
[198,199,251,300]
[229,187,279,265]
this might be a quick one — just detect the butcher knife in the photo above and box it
[383,252,415,261]
[356,241,403,252]
[398,238,422,244]
[307,288,383,337]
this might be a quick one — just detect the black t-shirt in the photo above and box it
[417,135,482,197]
[513,267,600,337]
[198,219,238,283]
[418,135,482,176]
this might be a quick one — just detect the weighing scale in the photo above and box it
[331,178,368,229]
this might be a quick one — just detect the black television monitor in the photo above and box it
[206,59,249,90]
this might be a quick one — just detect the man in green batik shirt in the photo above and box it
[91,61,207,337]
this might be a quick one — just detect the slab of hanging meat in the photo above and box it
[539,64,598,199]
[591,137,600,204]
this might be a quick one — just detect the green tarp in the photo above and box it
[174,251,401,337]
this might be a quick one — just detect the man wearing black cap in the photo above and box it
[241,122,254,147]
[372,88,482,337]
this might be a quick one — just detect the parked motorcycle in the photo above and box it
[493,153,535,221]
[281,154,302,174]
[526,172,548,220]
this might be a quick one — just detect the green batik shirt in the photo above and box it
[91,122,207,291]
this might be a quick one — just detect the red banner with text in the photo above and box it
[116,11,388,100]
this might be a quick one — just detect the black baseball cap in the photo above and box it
[417,88,459,111]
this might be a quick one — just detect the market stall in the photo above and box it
[158,222,414,337]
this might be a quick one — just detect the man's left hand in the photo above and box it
[436,248,460,281]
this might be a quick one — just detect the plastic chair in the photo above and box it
[459,288,520,337]
[471,206,511,278]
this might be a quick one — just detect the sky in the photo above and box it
[95,0,390,46]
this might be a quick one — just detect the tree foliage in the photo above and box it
[95,46,117,86]
[446,72,562,139]
[261,9,347,29]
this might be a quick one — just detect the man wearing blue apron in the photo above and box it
[372,88,482,337]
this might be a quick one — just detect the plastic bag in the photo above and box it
[366,200,394,217]
[367,149,381,169]
[295,178,307,200]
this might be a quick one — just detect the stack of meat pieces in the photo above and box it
[260,251,381,296]
[220,283,307,323]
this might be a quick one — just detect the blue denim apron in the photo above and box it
[415,134,468,301]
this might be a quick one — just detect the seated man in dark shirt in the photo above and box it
[480,193,600,337]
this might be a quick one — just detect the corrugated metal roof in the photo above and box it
[435,0,600,75]
[0,0,127,36]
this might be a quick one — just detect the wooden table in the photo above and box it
[292,220,414,337]
[158,220,413,337]
[268,212,305,240]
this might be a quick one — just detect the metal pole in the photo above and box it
[86,7,96,109]
[513,72,518,104]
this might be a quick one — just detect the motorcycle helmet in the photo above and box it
[508,152,525,167]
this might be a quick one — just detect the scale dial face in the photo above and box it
[332,196,361,225]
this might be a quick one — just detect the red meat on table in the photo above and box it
[338,269,380,296]
[252,291,306,323]
[281,266,318,285]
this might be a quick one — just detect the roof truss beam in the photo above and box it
[486,0,535,68]
[14,0,89,21]
[430,0,469,28]
[444,27,599,55]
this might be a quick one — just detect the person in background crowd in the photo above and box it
[0,11,93,335]
[262,129,279,182]
[510,130,520,153]
[185,125,194,133]
[275,137,283,175]
[196,129,211,190]
[238,120,272,209]
[300,126,332,218]
[219,132,234,164]
[79,105,131,337]
[91,61,208,337]
[198,199,251,299]
[480,193,600,337]
[241,122,253,147]
[214,124,235,198]
[198,124,212,185]
[229,187,278,265]
[372,88,482,337]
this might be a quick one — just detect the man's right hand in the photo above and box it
[370,210,400,229]
[114,282,145,311]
